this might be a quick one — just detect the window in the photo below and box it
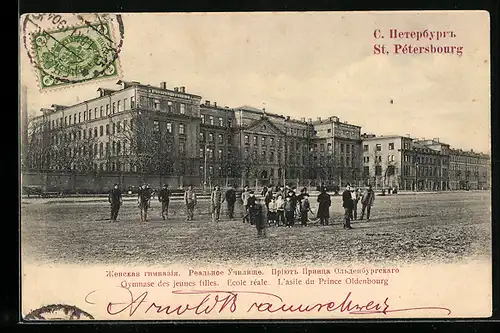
[375,165,382,176]
[364,166,370,176]
[117,100,121,112]
[270,137,275,146]
[244,135,249,145]
[201,115,205,124]
[99,142,103,157]
[153,120,160,133]
[167,101,173,112]
[218,117,223,126]
[228,118,232,127]
[106,104,110,115]
[83,130,87,139]
[199,148,204,158]
[269,151,275,162]
[327,129,332,133]
[364,156,370,163]
[112,141,116,155]
[100,106,104,117]
[68,116,72,125]
[200,132,205,142]
[180,104,186,114]
[208,133,214,142]
[261,137,266,146]
[376,144,382,151]
[389,142,395,150]
[117,121,121,133]
[340,144,344,153]
[320,144,325,152]
[117,141,121,155]
[346,145,350,153]
[123,99,127,110]
[106,142,110,156]
[253,136,258,146]
[131,96,135,108]
[78,112,81,123]
[179,142,185,155]
[217,149,223,159]
[166,122,172,133]
[218,134,223,144]
[209,116,214,125]
[179,124,185,134]
[73,114,77,124]
[261,151,266,161]
[106,124,110,135]
[100,125,104,136]
[404,155,410,162]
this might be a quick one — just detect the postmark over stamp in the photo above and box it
[21,13,124,91]
[24,303,94,320]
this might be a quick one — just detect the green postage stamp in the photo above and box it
[23,14,124,90]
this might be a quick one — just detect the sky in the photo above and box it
[20,11,491,153]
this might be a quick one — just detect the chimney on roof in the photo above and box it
[433,138,439,142]
[406,134,411,137]
[160,82,167,89]
[317,117,321,122]
[286,116,290,120]
[300,117,305,122]
[205,100,210,106]
[174,87,179,92]
[307,118,312,123]
[225,106,229,109]
[214,102,217,107]
[179,86,186,93]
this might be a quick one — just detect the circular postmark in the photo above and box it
[21,13,125,90]
[24,304,94,320]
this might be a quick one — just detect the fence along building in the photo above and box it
[25,80,365,191]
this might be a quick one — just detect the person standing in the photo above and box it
[268,194,278,226]
[247,191,257,225]
[300,193,310,226]
[342,184,354,229]
[317,187,331,225]
[275,194,285,227]
[284,196,294,228]
[241,185,250,223]
[225,184,237,219]
[360,185,375,221]
[264,188,273,211]
[255,197,266,236]
[137,184,151,222]
[108,183,122,221]
[158,184,171,220]
[211,185,223,222]
[350,186,359,220]
[288,189,298,224]
[184,184,197,221]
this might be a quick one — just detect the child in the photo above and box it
[276,194,285,227]
[284,196,294,228]
[268,195,278,226]
[300,193,310,226]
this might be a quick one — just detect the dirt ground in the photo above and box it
[20,191,491,266]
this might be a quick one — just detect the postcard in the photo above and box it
[19,11,491,321]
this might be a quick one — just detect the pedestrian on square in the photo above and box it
[342,184,354,229]
[224,184,237,219]
[261,186,268,198]
[288,189,298,223]
[284,196,295,228]
[211,185,224,222]
[300,193,310,226]
[137,184,151,222]
[264,188,273,210]
[317,187,331,225]
[350,186,360,220]
[275,194,285,226]
[247,191,257,226]
[360,185,376,221]
[158,184,171,220]
[241,185,250,223]
[108,183,122,221]
[184,184,197,221]
[268,194,278,226]
[255,197,267,237]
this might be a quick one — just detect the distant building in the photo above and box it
[448,148,490,190]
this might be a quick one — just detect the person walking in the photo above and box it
[241,185,250,223]
[360,185,376,221]
[108,183,122,221]
[317,187,331,225]
[211,185,223,222]
[158,184,171,220]
[225,184,237,219]
[342,184,354,229]
[184,184,197,221]
[300,193,310,226]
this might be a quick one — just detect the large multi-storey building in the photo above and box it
[448,148,490,190]
[25,80,362,190]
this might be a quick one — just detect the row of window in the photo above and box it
[201,115,232,127]
[152,120,186,134]
[47,97,136,130]
[139,96,187,115]
[363,142,396,152]
[200,132,232,144]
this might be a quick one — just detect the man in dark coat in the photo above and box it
[108,183,122,221]
[158,184,171,220]
[288,189,298,223]
[247,191,257,225]
[360,185,376,221]
[225,184,237,219]
[316,187,331,225]
[254,197,267,236]
[342,184,354,229]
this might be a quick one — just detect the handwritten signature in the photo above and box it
[85,288,451,317]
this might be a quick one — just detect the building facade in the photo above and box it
[448,148,490,190]
[25,80,362,190]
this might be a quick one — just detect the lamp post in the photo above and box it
[415,162,419,192]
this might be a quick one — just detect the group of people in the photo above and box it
[107,182,376,234]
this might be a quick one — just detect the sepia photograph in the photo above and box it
[20,11,492,320]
